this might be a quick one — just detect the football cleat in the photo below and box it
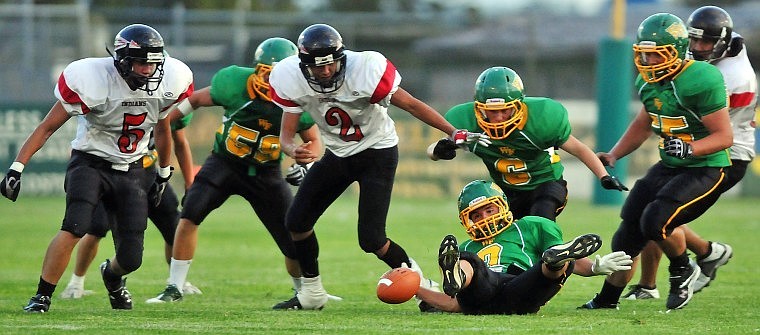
[541,234,602,269]
[146,284,183,304]
[438,234,465,297]
[666,259,700,310]
[623,284,660,300]
[182,281,203,295]
[577,294,619,310]
[694,242,732,292]
[272,295,303,310]
[23,294,51,313]
[100,260,133,310]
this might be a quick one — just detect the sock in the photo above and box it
[292,276,302,292]
[668,252,690,268]
[68,273,85,287]
[294,233,320,278]
[596,279,625,304]
[378,239,410,268]
[37,277,56,297]
[169,258,192,292]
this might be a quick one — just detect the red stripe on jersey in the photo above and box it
[270,86,300,107]
[370,60,397,104]
[163,83,195,112]
[729,92,755,108]
[57,73,90,114]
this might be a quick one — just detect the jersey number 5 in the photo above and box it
[118,113,147,154]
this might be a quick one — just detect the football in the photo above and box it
[376,267,420,304]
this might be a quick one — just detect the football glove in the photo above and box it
[591,251,633,275]
[285,162,313,186]
[663,136,693,159]
[0,167,22,202]
[149,166,173,207]
[426,138,459,161]
[450,129,491,147]
[600,175,628,191]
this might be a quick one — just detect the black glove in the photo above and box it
[427,138,459,161]
[663,136,693,159]
[600,175,628,191]
[149,166,173,207]
[285,162,312,186]
[0,168,22,202]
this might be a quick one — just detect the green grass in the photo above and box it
[1,195,759,334]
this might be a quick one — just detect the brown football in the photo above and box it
[376,267,421,304]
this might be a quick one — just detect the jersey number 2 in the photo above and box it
[325,107,364,142]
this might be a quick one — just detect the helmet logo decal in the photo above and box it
[512,76,524,91]
[666,22,688,39]
[313,54,335,66]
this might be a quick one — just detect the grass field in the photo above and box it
[1,194,758,334]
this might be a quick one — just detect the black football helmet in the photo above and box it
[686,6,733,62]
[297,24,347,93]
[110,24,165,93]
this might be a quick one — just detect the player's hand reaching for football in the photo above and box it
[450,129,491,148]
[0,162,23,202]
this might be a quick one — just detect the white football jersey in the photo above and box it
[55,56,193,169]
[714,34,757,161]
[270,50,401,157]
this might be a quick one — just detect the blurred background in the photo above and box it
[1,0,758,201]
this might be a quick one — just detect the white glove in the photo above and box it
[450,129,491,147]
[591,251,632,275]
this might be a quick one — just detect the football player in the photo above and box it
[427,66,628,221]
[59,115,201,299]
[626,5,755,301]
[146,37,326,306]
[0,24,194,312]
[579,13,732,311]
[269,23,489,311]
[414,180,632,314]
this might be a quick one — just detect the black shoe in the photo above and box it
[577,294,619,310]
[23,294,51,313]
[438,234,464,297]
[100,260,133,310]
[272,295,303,310]
[666,260,700,310]
[542,234,602,269]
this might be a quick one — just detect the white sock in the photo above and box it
[169,258,192,293]
[292,276,302,292]
[68,273,85,287]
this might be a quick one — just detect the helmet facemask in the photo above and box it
[299,52,347,93]
[457,180,514,244]
[686,6,733,63]
[110,24,165,94]
[633,41,683,83]
[297,24,347,94]
[249,37,298,101]
[474,99,526,140]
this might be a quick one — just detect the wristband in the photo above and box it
[158,165,172,178]
[10,161,25,173]
[176,99,194,116]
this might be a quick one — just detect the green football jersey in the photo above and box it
[208,65,314,169]
[459,215,564,273]
[635,60,730,168]
[444,97,571,191]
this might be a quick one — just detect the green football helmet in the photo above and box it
[250,37,298,101]
[457,180,514,243]
[473,67,526,139]
[633,13,689,83]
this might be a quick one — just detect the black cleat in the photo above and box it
[23,294,51,313]
[272,295,304,310]
[100,260,133,310]
[542,234,602,269]
[666,260,700,310]
[438,234,465,297]
[577,294,619,310]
